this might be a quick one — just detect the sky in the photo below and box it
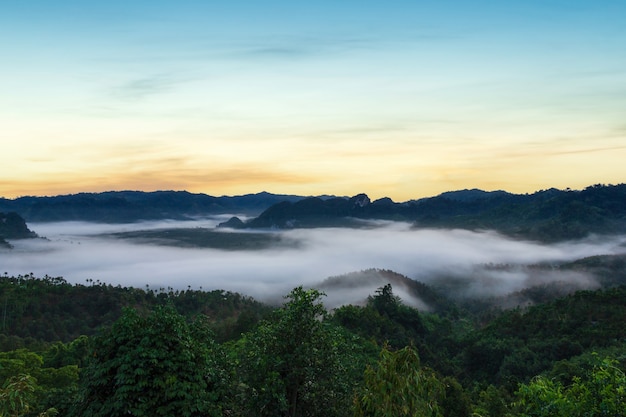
[2,1,626,201]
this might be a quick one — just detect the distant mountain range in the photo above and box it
[1,183,626,242]
[0,190,308,223]
[224,184,626,242]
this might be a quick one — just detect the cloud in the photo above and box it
[3,221,625,306]
[0,157,321,199]
[112,73,188,100]
[225,35,374,62]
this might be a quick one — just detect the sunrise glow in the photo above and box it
[2,1,625,201]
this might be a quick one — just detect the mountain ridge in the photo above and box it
[2,183,625,242]
[222,183,626,242]
[0,190,314,223]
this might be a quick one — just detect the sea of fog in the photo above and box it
[3,217,626,304]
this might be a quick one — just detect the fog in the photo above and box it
[2,219,626,306]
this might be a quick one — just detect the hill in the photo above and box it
[3,183,626,242]
[0,212,37,247]
[225,184,626,242]
[0,191,310,223]
[315,268,453,312]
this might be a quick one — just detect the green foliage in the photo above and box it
[42,336,92,369]
[369,284,401,315]
[439,376,471,417]
[235,287,363,417]
[72,306,229,417]
[0,347,77,416]
[471,384,514,417]
[514,356,626,417]
[354,344,444,417]
[333,284,425,349]
[0,350,44,382]
[459,287,626,386]
[2,273,626,416]
[0,273,269,344]
[0,374,37,417]
[0,373,59,417]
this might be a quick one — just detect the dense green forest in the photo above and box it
[1,273,624,416]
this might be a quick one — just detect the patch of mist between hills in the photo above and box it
[27,216,253,238]
[436,267,601,301]
[3,220,626,305]
[319,285,430,312]
[315,269,433,311]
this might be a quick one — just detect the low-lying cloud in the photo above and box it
[3,219,626,306]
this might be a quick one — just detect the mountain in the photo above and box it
[224,184,626,242]
[436,188,511,202]
[3,184,626,242]
[240,194,373,229]
[0,191,310,223]
[0,212,37,247]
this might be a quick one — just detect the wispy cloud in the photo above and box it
[0,158,321,198]
[112,73,186,100]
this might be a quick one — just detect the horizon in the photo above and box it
[3,182,618,204]
[2,1,625,201]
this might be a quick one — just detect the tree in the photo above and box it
[369,284,401,317]
[333,284,425,349]
[439,376,471,417]
[235,287,358,417]
[472,384,514,417]
[71,306,229,417]
[354,344,444,417]
[0,348,76,416]
[514,356,626,417]
[0,374,37,417]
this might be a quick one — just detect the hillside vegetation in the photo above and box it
[1,272,625,416]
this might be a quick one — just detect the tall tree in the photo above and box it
[71,306,228,417]
[235,287,358,417]
[354,344,444,417]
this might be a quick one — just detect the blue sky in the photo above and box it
[2,1,625,200]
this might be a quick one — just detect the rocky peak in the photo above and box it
[349,193,370,208]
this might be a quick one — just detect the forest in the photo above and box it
[0,272,624,417]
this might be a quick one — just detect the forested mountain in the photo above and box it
[2,183,625,242]
[0,212,37,247]
[0,212,37,239]
[226,183,626,242]
[0,191,310,222]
